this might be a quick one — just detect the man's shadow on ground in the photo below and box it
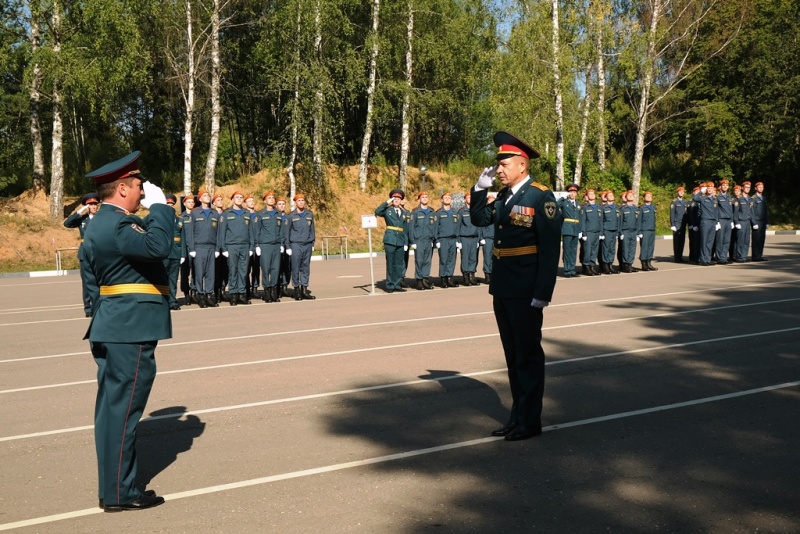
[136,406,206,488]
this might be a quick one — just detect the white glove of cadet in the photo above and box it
[753,224,759,230]
[180,257,185,264]
[249,250,253,257]
[280,246,285,253]
[222,251,229,258]
[476,166,497,189]
[530,298,549,309]
[255,246,261,256]
[435,242,441,249]
[456,242,462,250]
[189,251,197,258]
[670,226,677,232]
[730,222,735,229]
[735,224,741,229]
[286,248,293,256]
[599,235,605,240]
[581,235,587,241]
[619,235,624,241]
[715,222,721,231]
[692,226,699,231]
[638,234,643,240]
[403,245,408,252]
[410,243,417,250]
[480,239,486,245]
[578,232,583,240]
[214,251,220,258]
[140,181,167,209]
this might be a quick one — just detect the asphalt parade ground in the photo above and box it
[1,236,799,533]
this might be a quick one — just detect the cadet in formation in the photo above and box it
[457,194,481,285]
[579,189,602,276]
[408,191,437,290]
[669,186,688,262]
[557,183,581,277]
[600,190,621,274]
[218,191,254,305]
[435,192,460,287]
[164,194,185,310]
[732,183,752,262]
[637,191,658,271]
[618,190,640,272]
[179,195,196,305]
[254,192,284,302]
[285,194,316,300]
[64,192,100,316]
[715,180,733,265]
[695,183,719,266]
[751,182,769,261]
[185,189,221,307]
[375,189,409,293]
[478,212,495,284]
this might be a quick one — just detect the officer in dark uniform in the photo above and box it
[457,193,481,285]
[470,131,562,441]
[179,194,196,306]
[163,194,184,310]
[558,184,581,277]
[600,190,621,274]
[186,189,221,307]
[637,191,658,271]
[82,151,168,511]
[254,192,284,302]
[697,183,719,266]
[375,189,409,293]
[732,184,752,262]
[715,179,733,264]
[285,193,317,300]
[436,192,460,287]
[478,210,495,284]
[687,185,701,263]
[64,193,101,316]
[579,189,602,275]
[669,186,688,262]
[618,190,639,272]
[408,191,437,290]
[219,191,255,305]
[751,181,769,261]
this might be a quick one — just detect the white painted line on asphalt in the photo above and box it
[1,379,797,532]
[0,304,83,315]
[2,325,798,442]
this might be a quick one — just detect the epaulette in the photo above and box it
[114,208,130,215]
[532,182,549,191]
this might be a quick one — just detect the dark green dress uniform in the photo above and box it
[601,201,621,272]
[669,195,687,262]
[218,206,255,303]
[64,194,100,316]
[375,193,409,292]
[254,206,284,301]
[618,203,639,271]
[579,201,602,273]
[751,192,769,260]
[408,204,438,287]
[436,205,460,286]
[82,151,171,509]
[732,195,752,262]
[557,192,581,277]
[715,191,733,264]
[457,205,480,284]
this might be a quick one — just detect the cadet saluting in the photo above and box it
[470,131,562,441]
[64,192,101,316]
[82,151,169,511]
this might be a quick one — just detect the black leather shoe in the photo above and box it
[490,423,517,437]
[85,312,93,318]
[169,304,181,311]
[394,287,407,292]
[102,491,163,512]
[504,425,542,441]
[416,280,425,290]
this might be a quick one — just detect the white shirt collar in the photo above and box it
[506,176,531,203]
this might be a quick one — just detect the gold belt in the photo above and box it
[174,237,181,242]
[387,226,404,232]
[100,283,169,296]
[493,245,538,258]
[564,218,579,223]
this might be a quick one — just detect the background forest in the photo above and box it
[1,0,798,222]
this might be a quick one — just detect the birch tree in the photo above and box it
[202,0,223,192]
[357,0,381,192]
[397,0,414,191]
[550,0,565,190]
[27,3,46,194]
[311,0,324,186]
[593,0,607,171]
[48,0,64,220]
[572,65,592,185]
[181,0,197,195]
[287,0,302,204]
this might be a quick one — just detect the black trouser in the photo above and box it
[673,225,686,260]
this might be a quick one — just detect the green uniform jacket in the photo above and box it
[83,203,174,343]
[375,202,409,246]
[470,179,562,302]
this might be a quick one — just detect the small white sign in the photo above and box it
[361,215,378,229]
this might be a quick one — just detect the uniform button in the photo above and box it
[497,240,502,245]
[498,225,503,230]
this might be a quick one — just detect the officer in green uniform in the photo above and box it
[375,189,409,293]
[82,151,168,511]
[558,184,581,277]
[751,181,769,261]
[64,193,101,316]
[163,194,185,310]
[470,131,562,441]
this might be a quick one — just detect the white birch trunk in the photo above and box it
[595,0,607,171]
[551,0,565,191]
[312,0,324,187]
[29,14,46,194]
[357,0,381,192]
[287,0,302,206]
[183,0,195,196]
[573,65,593,186]
[48,2,64,220]
[398,0,414,191]
[203,0,222,193]
[631,0,661,199]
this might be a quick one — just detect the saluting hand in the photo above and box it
[476,166,496,189]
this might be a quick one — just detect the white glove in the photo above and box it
[692,226,698,231]
[599,235,605,240]
[670,226,677,232]
[578,232,583,240]
[638,234,643,239]
[619,235,624,241]
[286,248,293,256]
[140,181,167,208]
[530,298,549,309]
[735,224,741,229]
[249,250,253,257]
[456,242,462,250]
[410,243,417,250]
[280,246,285,253]
[403,245,408,251]
[312,246,314,252]
[730,222,734,229]
[255,246,261,256]
[581,235,587,241]
[222,251,229,258]
[78,205,89,215]
[753,224,759,230]
[189,251,197,258]
[715,222,721,231]
[476,166,496,189]
[436,242,441,249]
[180,257,185,264]
[477,242,481,249]
[480,239,486,245]
[214,251,220,258]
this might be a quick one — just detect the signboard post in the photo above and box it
[361,215,378,295]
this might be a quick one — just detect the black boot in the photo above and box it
[416,279,425,290]
[582,265,594,276]
[647,260,658,271]
[483,273,491,284]
[620,263,631,273]
[206,293,219,307]
[282,285,291,297]
[264,288,272,302]
[302,286,316,300]
[441,277,448,288]
[294,287,302,300]
[423,278,435,290]
[448,276,459,287]
[610,264,620,274]
[240,293,251,305]
[230,293,238,306]
[640,261,650,271]
[462,274,472,286]
[183,293,192,306]
[601,262,612,274]
[591,265,601,275]
[197,293,207,308]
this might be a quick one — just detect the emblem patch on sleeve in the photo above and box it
[130,223,146,234]
[544,202,557,219]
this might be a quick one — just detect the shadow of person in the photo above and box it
[418,369,508,426]
[136,406,206,488]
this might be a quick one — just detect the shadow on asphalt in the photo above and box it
[136,406,206,488]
